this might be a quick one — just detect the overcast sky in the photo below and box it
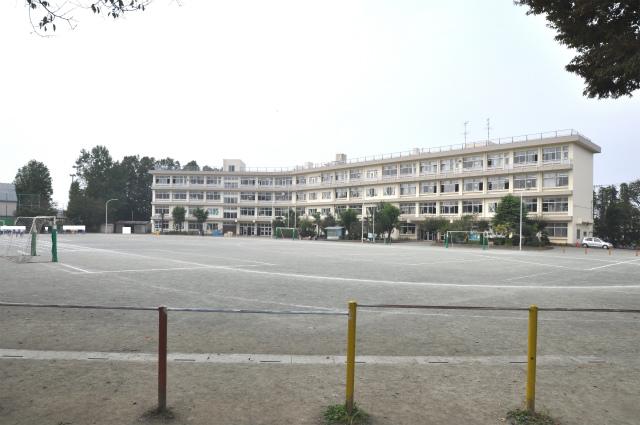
[1,1,638,208]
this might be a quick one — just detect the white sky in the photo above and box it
[1,1,638,208]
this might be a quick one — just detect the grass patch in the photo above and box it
[324,403,370,425]
[506,409,560,425]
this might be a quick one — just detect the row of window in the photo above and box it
[396,222,569,237]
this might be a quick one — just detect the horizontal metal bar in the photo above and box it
[167,307,347,316]
[358,304,640,314]
[0,302,157,311]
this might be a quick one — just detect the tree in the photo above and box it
[23,0,151,35]
[492,195,524,235]
[191,207,208,235]
[338,209,359,240]
[375,203,400,243]
[183,160,200,171]
[155,157,181,171]
[516,0,640,98]
[298,218,316,238]
[13,159,56,217]
[419,217,450,238]
[321,213,337,235]
[172,206,186,231]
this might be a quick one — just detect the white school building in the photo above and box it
[150,129,600,244]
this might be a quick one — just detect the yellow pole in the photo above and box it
[526,305,538,412]
[345,301,357,415]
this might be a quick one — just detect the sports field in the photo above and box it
[1,234,640,424]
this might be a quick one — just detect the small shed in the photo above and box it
[325,226,345,241]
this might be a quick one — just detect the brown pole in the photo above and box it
[158,306,168,411]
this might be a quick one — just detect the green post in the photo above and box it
[444,233,449,248]
[51,227,58,262]
[31,231,37,256]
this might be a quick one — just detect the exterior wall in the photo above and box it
[150,133,600,242]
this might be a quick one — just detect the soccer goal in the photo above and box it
[0,216,58,262]
[274,227,299,240]
[445,230,488,249]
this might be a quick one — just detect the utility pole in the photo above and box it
[486,118,491,141]
[463,121,469,144]
[519,191,524,251]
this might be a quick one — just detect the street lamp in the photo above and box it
[105,198,118,234]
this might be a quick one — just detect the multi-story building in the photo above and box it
[150,130,600,244]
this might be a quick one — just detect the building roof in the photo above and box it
[0,183,17,202]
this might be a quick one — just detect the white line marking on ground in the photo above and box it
[59,263,91,273]
[0,348,614,366]
[587,258,640,271]
[504,271,557,282]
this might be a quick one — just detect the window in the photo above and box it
[542,197,568,213]
[382,165,397,178]
[350,169,362,180]
[258,192,272,201]
[296,207,305,216]
[173,192,187,200]
[241,177,256,186]
[419,160,437,175]
[228,165,236,172]
[206,176,221,185]
[462,200,482,214]
[542,146,569,163]
[297,192,307,201]
[543,172,569,188]
[296,176,306,185]
[440,180,459,193]
[487,201,498,213]
[321,173,333,183]
[275,177,292,186]
[321,208,331,215]
[240,207,255,216]
[274,207,287,216]
[335,172,347,182]
[462,156,483,171]
[335,205,347,215]
[322,191,332,200]
[383,186,395,196]
[308,192,318,200]
[514,174,537,190]
[224,177,238,189]
[223,194,238,204]
[155,207,169,215]
[400,183,417,195]
[223,208,237,219]
[258,207,272,216]
[206,191,220,200]
[188,222,201,230]
[240,192,256,201]
[421,181,437,194]
[440,201,459,215]
[155,176,170,184]
[400,223,416,235]
[308,176,319,185]
[399,163,416,176]
[190,176,204,185]
[514,150,538,165]
[400,203,416,214]
[156,192,170,200]
[307,208,317,215]
[546,222,568,237]
[487,153,509,169]
[463,178,483,192]
[275,192,292,201]
[258,223,272,236]
[487,176,509,191]
[336,189,348,199]
[350,188,361,198]
[172,176,186,185]
[440,159,456,173]
[206,207,219,216]
[258,178,273,186]
[366,169,379,179]
[190,192,204,200]
[367,188,377,197]
[524,197,538,213]
[419,202,436,214]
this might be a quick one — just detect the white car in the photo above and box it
[581,237,613,249]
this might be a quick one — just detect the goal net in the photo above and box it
[274,227,299,240]
[0,216,59,262]
[445,230,488,248]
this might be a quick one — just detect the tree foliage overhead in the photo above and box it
[516,0,640,98]
[13,159,56,216]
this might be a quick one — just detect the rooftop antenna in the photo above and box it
[463,121,469,144]
[486,118,492,141]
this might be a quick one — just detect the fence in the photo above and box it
[1,300,639,417]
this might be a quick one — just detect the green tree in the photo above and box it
[183,160,200,171]
[375,203,400,243]
[74,145,115,200]
[172,206,186,231]
[492,195,524,235]
[191,207,209,235]
[516,0,640,98]
[339,209,359,240]
[322,213,337,235]
[155,157,181,170]
[13,159,56,217]
[298,218,316,238]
